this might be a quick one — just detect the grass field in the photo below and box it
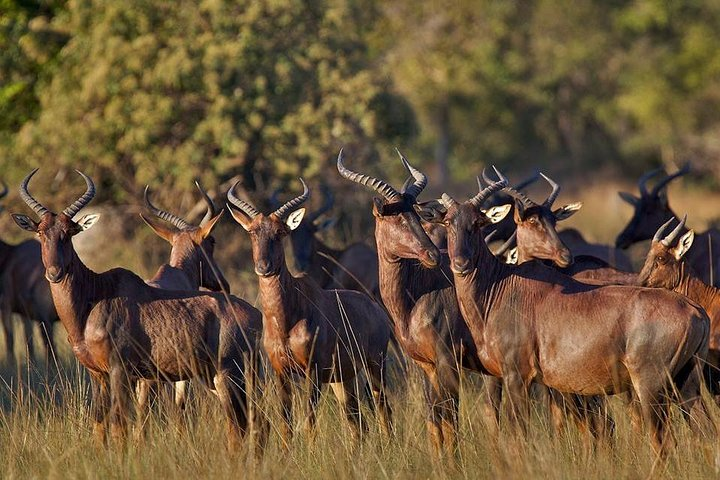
[2,179,720,479]
[1,337,719,480]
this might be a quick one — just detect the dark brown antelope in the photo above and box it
[138,182,231,410]
[12,170,264,450]
[435,167,710,455]
[0,182,58,366]
[337,150,511,454]
[227,179,393,442]
[638,215,720,398]
[271,184,379,297]
[616,163,720,286]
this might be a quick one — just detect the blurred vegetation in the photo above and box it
[2,0,720,207]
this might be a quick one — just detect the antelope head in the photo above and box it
[492,172,581,268]
[227,178,309,278]
[637,215,694,290]
[12,169,100,283]
[141,181,229,292]
[337,149,440,269]
[434,168,512,276]
[616,163,690,249]
[270,183,336,274]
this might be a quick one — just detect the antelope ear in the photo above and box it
[12,214,39,232]
[553,202,583,221]
[483,204,512,224]
[415,199,447,223]
[199,210,224,239]
[286,208,305,230]
[506,247,518,265]
[513,200,526,222]
[372,197,385,218]
[227,204,253,231]
[672,230,694,260]
[140,213,176,243]
[618,192,639,206]
[76,213,100,231]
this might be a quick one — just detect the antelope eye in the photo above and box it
[657,256,667,264]
[528,217,537,224]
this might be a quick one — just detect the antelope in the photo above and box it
[0,182,58,367]
[494,174,638,286]
[271,184,379,297]
[12,170,264,450]
[434,167,710,454]
[226,179,393,442]
[638,215,720,399]
[137,182,230,410]
[337,150,511,454]
[616,163,720,286]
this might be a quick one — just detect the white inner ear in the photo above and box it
[77,213,100,231]
[506,247,518,265]
[555,202,583,221]
[286,208,306,230]
[673,230,694,260]
[484,204,512,224]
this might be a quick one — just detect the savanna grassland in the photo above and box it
[1,181,720,480]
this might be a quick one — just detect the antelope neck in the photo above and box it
[677,263,720,309]
[257,259,305,340]
[168,246,202,288]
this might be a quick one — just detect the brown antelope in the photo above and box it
[0,182,58,367]
[337,150,511,454]
[616,163,720,286]
[138,182,231,410]
[434,167,710,454]
[12,170,264,450]
[227,179,393,442]
[638,215,720,399]
[270,184,379,297]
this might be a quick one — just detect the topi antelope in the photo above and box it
[616,163,720,286]
[433,167,711,455]
[227,179,394,442]
[638,215,720,400]
[12,169,264,450]
[0,182,58,367]
[270,184,379,298]
[338,149,511,454]
[137,181,232,411]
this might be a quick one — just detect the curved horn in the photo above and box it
[308,184,335,222]
[336,149,401,202]
[62,170,96,218]
[0,181,8,201]
[637,167,663,197]
[472,166,509,208]
[439,193,459,209]
[227,181,261,219]
[195,181,217,226]
[144,185,191,230]
[652,217,675,244]
[273,178,310,221]
[650,162,690,197]
[513,170,541,191]
[396,149,427,199]
[661,214,687,247]
[540,173,560,207]
[483,169,534,209]
[19,169,50,217]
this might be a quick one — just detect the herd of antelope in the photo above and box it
[1,153,719,459]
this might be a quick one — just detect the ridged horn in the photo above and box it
[195,181,217,226]
[144,185,191,230]
[19,169,50,217]
[272,178,310,221]
[396,149,427,199]
[484,169,534,209]
[227,181,261,219]
[336,149,401,202]
[472,166,509,208]
[638,167,663,197]
[660,214,687,247]
[62,170,96,218]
